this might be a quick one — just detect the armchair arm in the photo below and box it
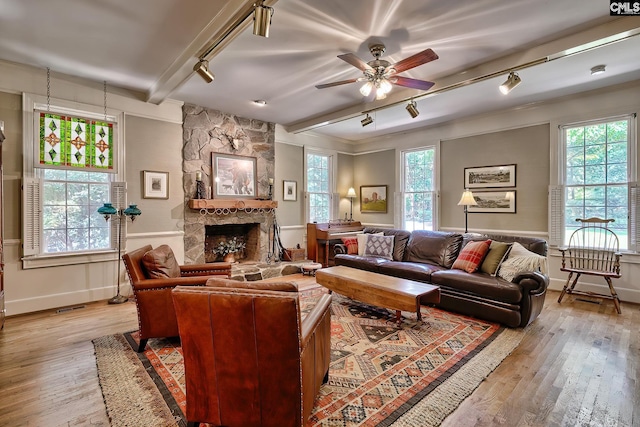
[513,271,549,295]
[180,262,232,277]
[301,294,332,349]
[132,275,215,292]
[334,244,347,255]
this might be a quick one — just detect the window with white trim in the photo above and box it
[305,150,335,223]
[401,147,436,231]
[550,114,637,250]
[22,93,124,265]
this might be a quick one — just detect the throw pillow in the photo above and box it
[357,232,384,256]
[452,239,491,274]
[363,234,395,260]
[497,242,548,282]
[142,245,181,279]
[480,241,512,276]
[341,236,359,255]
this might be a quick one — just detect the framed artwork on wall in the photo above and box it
[360,185,388,213]
[283,180,297,201]
[468,191,516,213]
[464,164,516,188]
[142,170,169,199]
[212,153,257,199]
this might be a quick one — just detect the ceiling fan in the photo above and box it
[316,43,438,100]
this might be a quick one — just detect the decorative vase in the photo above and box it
[223,253,236,263]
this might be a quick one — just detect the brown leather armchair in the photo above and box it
[172,278,332,427]
[122,244,231,352]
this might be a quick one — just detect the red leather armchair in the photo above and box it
[172,278,332,427]
[122,244,231,352]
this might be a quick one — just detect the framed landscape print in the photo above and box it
[464,164,516,188]
[468,191,516,213]
[360,185,387,213]
[283,180,297,201]
[143,170,169,199]
[212,153,257,199]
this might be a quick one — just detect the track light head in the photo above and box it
[253,3,274,37]
[193,59,214,83]
[406,100,419,118]
[499,71,521,95]
[361,114,373,127]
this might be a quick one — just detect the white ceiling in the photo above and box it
[1,0,639,142]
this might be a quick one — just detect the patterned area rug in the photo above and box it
[94,288,525,427]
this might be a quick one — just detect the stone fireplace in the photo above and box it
[182,104,275,265]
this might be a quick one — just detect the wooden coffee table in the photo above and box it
[315,265,440,322]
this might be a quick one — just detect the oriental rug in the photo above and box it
[94,288,525,427]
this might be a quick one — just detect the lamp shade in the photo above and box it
[457,190,477,206]
[123,204,142,217]
[97,203,118,216]
[347,187,357,198]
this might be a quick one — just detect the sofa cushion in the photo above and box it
[363,227,411,261]
[498,242,548,282]
[452,239,491,273]
[404,230,463,268]
[341,236,359,255]
[378,261,446,282]
[431,269,523,304]
[142,245,181,279]
[334,254,390,272]
[363,234,395,260]
[480,241,512,275]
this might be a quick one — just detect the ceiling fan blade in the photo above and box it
[338,53,374,72]
[393,76,435,91]
[390,48,438,74]
[315,78,359,89]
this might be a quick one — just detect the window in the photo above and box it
[401,147,436,231]
[22,93,124,267]
[552,115,636,250]
[305,151,334,223]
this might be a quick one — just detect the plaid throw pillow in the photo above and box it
[363,234,394,260]
[341,236,359,255]
[452,239,491,273]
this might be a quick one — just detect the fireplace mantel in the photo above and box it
[188,199,278,210]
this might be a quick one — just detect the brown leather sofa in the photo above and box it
[172,278,332,427]
[122,244,231,352]
[335,228,549,328]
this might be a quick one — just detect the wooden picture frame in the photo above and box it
[142,170,169,199]
[212,153,257,199]
[468,191,516,213]
[464,164,516,188]
[360,185,388,213]
[283,180,297,201]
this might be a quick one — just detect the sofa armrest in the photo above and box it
[301,294,332,349]
[132,276,214,291]
[180,262,232,277]
[334,244,347,255]
[513,271,549,295]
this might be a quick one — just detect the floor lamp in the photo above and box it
[347,187,357,221]
[457,189,477,233]
[98,202,142,304]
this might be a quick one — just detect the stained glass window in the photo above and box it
[38,111,114,171]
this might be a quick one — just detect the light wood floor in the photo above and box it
[0,275,638,427]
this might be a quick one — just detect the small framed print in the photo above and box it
[468,191,516,213]
[143,170,169,199]
[360,185,388,213]
[283,180,297,201]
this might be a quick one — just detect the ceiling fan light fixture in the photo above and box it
[499,71,521,95]
[360,81,374,96]
[379,78,392,94]
[193,59,214,83]
[406,100,419,118]
[375,90,387,100]
[361,114,373,127]
[253,3,274,38]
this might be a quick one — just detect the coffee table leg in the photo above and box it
[416,300,422,321]
[395,310,402,323]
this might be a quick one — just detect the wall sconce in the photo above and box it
[457,189,477,233]
[253,3,274,37]
[406,100,419,118]
[97,202,142,304]
[193,59,214,83]
[346,187,357,221]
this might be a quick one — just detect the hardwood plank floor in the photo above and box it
[0,277,638,426]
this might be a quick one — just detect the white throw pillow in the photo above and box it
[497,242,548,282]
[356,232,383,256]
[363,234,395,260]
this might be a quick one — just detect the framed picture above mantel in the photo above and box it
[464,164,516,189]
[212,153,257,199]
